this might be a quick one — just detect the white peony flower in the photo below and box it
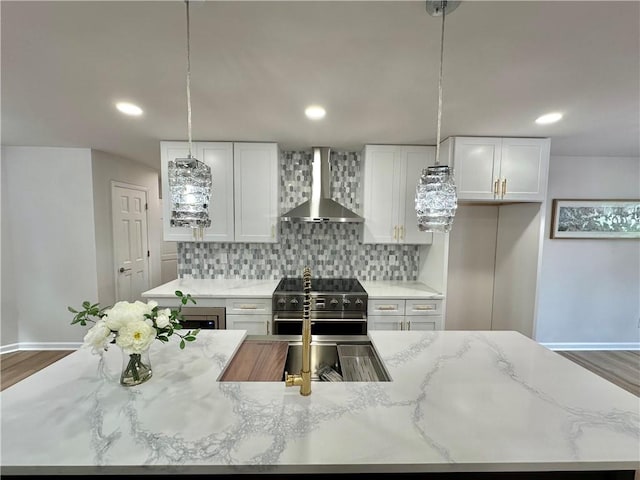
[155,308,172,329]
[104,301,151,331]
[116,320,156,354]
[83,320,113,355]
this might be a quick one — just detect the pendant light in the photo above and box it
[168,0,212,241]
[415,0,459,233]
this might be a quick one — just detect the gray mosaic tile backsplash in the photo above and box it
[177,150,419,280]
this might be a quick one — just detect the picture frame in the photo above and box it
[550,199,640,239]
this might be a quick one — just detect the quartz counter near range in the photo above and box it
[361,280,446,331]
[1,330,638,477]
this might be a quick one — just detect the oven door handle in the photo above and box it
[273,313,367,322]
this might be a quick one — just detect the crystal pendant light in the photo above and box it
[168,0,212,240]
[415,0,459,233]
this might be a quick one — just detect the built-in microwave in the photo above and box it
[170,306,226,330]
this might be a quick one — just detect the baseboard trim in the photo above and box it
[542,342,640,351]
[1,342,81,353]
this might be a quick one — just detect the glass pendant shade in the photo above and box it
[415,165,457,233]
[168,156,212,229]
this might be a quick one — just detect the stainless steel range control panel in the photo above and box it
[273,294,367,313]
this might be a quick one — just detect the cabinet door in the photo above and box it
[226,314,270,335]
[400,146,435,245]
[362,145,402,244]
[367,315,403,331]
[233,143,279,243]
[160,141,234,241]
[499,138,550,201]
[406,316,442,331]
[451,137,502,201]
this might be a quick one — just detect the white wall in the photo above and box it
[91,150,162,306]
[1,147,98,348]
[536,156,640,348]
[1,149,20,349]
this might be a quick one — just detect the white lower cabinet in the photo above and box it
[224,298,272,335]
[368,298,443,331]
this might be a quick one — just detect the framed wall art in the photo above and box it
[550,199,640,239]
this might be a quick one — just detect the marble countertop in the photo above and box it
[2,330,638,475]
[142,278,280,299]
[359,280,443,298]
[142,278,442,300]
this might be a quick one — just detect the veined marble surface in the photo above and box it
[2,330,638,475]
[142,278,443,301]
[141,278,280,299]
[360,280,443,298]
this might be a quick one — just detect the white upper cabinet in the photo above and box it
[362,144,434,245]
[160,141,279,243]
[161,141,234,242]
[233,142,279,243]
[443,136,550,202]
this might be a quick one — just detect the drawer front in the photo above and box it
[368,299,406,316]
[367,315,404,331]
[225,298,272,315]
[226,314,270,335]
[406,299,442,316]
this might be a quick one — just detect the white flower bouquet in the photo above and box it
[69,291,200,385]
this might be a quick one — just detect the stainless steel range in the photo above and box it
[272,277,368,335]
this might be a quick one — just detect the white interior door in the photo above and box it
[112,183,149,302]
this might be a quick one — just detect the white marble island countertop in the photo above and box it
[3,330,638,476]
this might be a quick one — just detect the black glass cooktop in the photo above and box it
[274,277,365,294]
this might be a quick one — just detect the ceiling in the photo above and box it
[2,0,639,171]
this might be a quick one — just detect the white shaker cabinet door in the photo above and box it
[362,145,401,244]
[233,142,279,243]
[401,146,435,245]
[499,138,550,201]
[450,137,502,201]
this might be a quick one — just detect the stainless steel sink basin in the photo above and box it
[280,336,391,382]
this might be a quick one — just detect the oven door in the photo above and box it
[273,311,367,335]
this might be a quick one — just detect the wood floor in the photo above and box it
[556,350,640,397]
[1,349,638,397]
[0,350,73,391]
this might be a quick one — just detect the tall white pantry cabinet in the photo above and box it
[160,141,279,243]
[442,136,551,339]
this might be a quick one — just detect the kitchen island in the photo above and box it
[1,330,638,477]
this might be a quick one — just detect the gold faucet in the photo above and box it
[285,266,312,396]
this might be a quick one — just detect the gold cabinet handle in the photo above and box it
[407,320,412,331]
[376,305,398,311]
[393,226,398,240]
[399,225,404,240]
[502,178,507,197]
[271,225,275,238]
[494,178,500,197]
[239,305,257,310]
[413,305,435,311]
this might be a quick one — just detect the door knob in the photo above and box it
[119,267,132,273]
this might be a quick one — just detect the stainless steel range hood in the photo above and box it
[281,147,364,223]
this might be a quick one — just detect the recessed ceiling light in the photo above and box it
[116,102,143,116]
[305,105,326,120]
[535,112,563,125]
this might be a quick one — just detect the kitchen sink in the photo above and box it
[282,336,391,382]
[220,335,391,382]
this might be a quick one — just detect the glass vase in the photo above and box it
[120,349,153,386]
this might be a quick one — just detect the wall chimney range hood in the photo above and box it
[281,147,364,223]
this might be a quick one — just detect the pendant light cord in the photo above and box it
[185,0,193,158]
[434,3,446,165]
